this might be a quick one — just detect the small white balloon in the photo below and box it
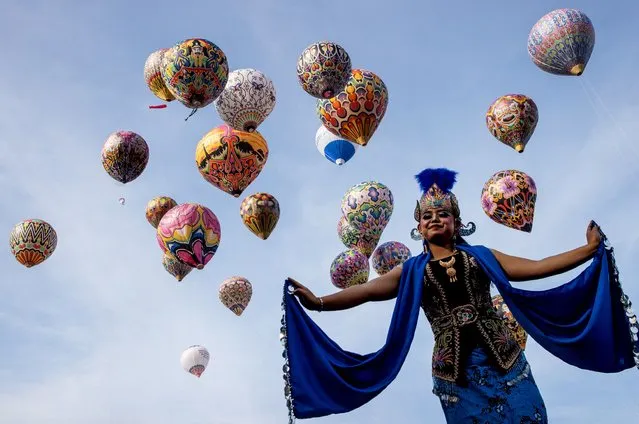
[180,345,210,378]
[118,197,126,205]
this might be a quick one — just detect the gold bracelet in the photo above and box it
[318,297,324,312]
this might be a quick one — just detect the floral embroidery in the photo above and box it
[423,251,522,383]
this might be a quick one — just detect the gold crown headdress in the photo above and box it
[410,168,475,240]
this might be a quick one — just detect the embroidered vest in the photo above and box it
[421,250,521,384]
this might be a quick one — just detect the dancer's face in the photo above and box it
[418,207,457,244]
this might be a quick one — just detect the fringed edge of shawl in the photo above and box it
[281,284,296,423]
[602,234,639,369]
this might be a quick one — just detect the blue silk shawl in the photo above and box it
[280,240,638,421]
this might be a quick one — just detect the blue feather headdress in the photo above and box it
[413,168,461,221]
[415,168,458,195]
[411,167,476,241]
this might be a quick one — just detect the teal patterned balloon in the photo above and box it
[527,9,595,76]
[330,249,369,289]
[337,215,378,257]
[340,181,393,247]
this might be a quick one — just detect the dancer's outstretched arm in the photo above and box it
[288,264,403,312]
[490,221,602,282]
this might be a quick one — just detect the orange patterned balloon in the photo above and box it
[240,193,280,240]
[492,295,528,350]
[219,276,253,316]
[486,94,538,153]
[195,124,269,197]
[146,196,177,228]
[9,219,57,268]
[317,69,388,146]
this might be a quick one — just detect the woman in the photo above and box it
[282,168,636,424]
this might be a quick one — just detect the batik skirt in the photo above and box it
[432,347,548,423]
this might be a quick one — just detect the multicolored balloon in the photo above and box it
[341,181,393,246]
[156,203,221,269]
[215,68,276,132]
[337,215,377,258]
[486,94,539,153]
[527,9,595,76]
[162,252,193,282]
[161,38,229,109]
[330,249,370,289]
[180,345,210,378]
[492,295,528,350]
[317,69,389,146]
[337,215,360,248]
[144,48,175,103]
[195,124,269,198]
[297,41,352,99]
[219,276,253,316]
[101,130,149,184]
[371,241,412,276]
[9,219,57,268]
[239,193,280,240]
[481,170,537,233]
[146,196,178,228]
[315,125,358,166]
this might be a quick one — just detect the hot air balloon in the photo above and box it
[9,219,57,268]
[492,295,528,350]
[162,252,193,282]
[101,130,149,184]
[481,170,537,233]
[330,249,370,289]
[337,215,377,258]
[195,124,269,198]
[180,345,210,378]
[144,48,175,104]
[297,41,352,99]
[317,69,389,146]
[161,38,229,110]
[527,9,595,76]
[371,241,412,276]
[341,181,393,247]
[486,94,539,153]
[156,203,221,270]
[239,193,280,240]
[215,68,276,132]
[146,196,178,228]
[315,125,358,166]
[219,276,253,316]
[118,197,126,205]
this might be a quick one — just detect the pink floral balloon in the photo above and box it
[156,203,221,269]
[481,170,537,233]
[330,249,369,289]
[371,241,412,276]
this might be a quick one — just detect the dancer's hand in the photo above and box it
[287,277,322,311]
[586,220,602,247]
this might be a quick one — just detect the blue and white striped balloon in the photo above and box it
[315,125,358,166]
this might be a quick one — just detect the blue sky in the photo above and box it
[1,0,638,422]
